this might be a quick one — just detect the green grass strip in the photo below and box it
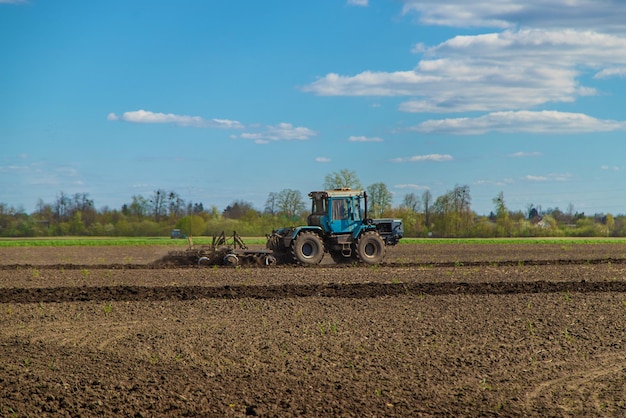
[399,237,626,245]
[0,237,268,247]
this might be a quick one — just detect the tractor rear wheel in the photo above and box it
[292,231,324,265]
[356,231,385,265]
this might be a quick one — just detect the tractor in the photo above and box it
[266,189,403,265]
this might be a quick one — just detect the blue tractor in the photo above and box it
[267,189,403,265]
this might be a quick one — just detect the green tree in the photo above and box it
[176,215,206,237]
[223,200,257,219]
[432,185,473,237]
[324,169,362,190]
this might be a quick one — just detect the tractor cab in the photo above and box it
[307,189,365,235]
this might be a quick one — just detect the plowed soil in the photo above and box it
[2,242,626,417]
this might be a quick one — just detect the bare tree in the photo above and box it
[401,192,421,213]
[276,189,306,218]
[53,191,71,222]
[422,190,432,226]
[167,191,185,218]
[264,192,278,215]
[367,182,392,218]
[151,189,167,221]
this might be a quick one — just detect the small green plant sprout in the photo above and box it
[527,320,535,336]
[23,357,31,367]
[563,327,574,342]
[103,303,113,315]
[454,261,463,267]
[81,268,90,278]
[31,268,40,278]
[563,291,573,302]
[480,378,492,391]
[319,320,338,335]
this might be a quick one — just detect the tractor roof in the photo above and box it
[309,189,365,199]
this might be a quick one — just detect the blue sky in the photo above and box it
[2,0,626,216]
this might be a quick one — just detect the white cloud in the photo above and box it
[475,178,514,187]
[348,135,384,142]
[410,111,626,135]
[347,0,368,6]
[108,110,316,143]
[601,165,621,171]
[239,123,317,144]
[303,28,626,113]
[523,173,572,182]
[107,109,244,129]
[316,157,331,163]
[395,183,430,190]
[400,1,626,33]
[508,151,542,158]
[391,154,453,163]
[594,68,626,79]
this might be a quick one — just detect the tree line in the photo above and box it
[1,169,624,238]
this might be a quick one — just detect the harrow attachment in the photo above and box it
[158,231,276,267]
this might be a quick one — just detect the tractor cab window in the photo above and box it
[353,198,362,221]
[311,196,327,215]
[332,198,349,220]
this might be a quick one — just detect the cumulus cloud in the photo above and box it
[400,0,626,33]
[107,110,244,129]
[304,28,626,113]
[348,135,383,142]
[391,154,453,163]
[594,68,626,79]
[109,110,316,144]
[410,110,626,135]
[238,123,317,144]
[315,157,331,163]
[347,0,368,6]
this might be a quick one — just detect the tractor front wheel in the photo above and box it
[292,231,325,265]
[356,231,385,265]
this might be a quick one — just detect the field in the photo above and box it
[2,241,626,416]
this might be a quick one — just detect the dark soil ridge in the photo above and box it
[2,256,626,271]
[3,279,626,304]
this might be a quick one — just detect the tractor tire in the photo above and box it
[292,231,325,265]
[356,231,385,265]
